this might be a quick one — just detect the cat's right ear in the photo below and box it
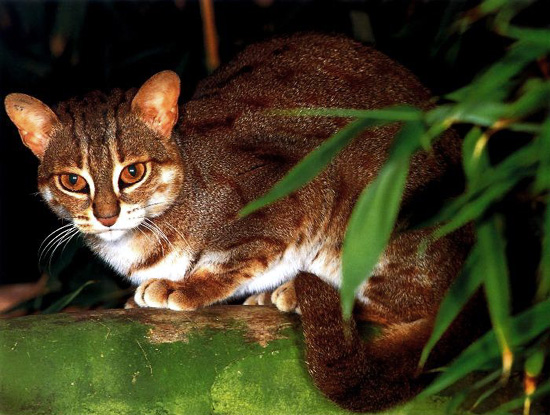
[4,93,60,160]
[131,70,181,138]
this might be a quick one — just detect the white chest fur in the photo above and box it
[89,234,193,284]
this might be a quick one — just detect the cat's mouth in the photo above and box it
[79,227,133,242]
[93,229,129,242]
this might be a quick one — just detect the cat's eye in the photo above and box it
[119,163,146,188]
[59,173,88,193]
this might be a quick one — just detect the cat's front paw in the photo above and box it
[271,280,300,314]
[134,279,197,311]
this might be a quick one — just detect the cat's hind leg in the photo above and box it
[271,280,300,313]
[243,292,273,306]
[243,280,300,313]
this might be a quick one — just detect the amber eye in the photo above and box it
[119,163,146,187]
[59,173,88,193]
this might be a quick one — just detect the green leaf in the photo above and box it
[505,27,550,49]
[504,80,550,120]
[485,381,550,415]
[239,118,379,217]
[340,121,425,317]
[479,0,515,14]
[445,370,501,415]
[42,280,96,314]
[419,245,483,369]
[448,80,550,128]
[525,349,545,378]
[445,40,547,103]
[269,105,422,121]
[477,216,513,368]
[420,299,550,398]
[534,117,550,194]
[462,127,489,184]
[431,177,519,240]
[428,143,539,238]
[537,200,550,301]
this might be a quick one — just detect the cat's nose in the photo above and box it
[96,214,119,227]
[93,196,121,228]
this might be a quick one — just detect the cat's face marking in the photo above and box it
[6,71,183,243]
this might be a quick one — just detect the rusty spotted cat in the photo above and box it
[5,33,478,412]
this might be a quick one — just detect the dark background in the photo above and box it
[0,0,540,287]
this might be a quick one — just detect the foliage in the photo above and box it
[240,1,550,413]
[1,0,548,413]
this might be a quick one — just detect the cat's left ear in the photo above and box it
[131,70,181,138]
[4,93,60,160]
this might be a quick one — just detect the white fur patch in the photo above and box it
[90,233,142,276]
[90,232,193,284]
[130,250,193,284]
[306,249,342,286]
[232,237,342,298]
[42,187,54,202]
[95,229,128,242]
[233,246,305,297]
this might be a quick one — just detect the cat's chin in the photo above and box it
[94,229,129,242]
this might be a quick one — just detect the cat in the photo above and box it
[5,33,478,412]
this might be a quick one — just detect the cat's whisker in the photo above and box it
[144,201,168,209]
[41,227,77,266]
[140,221,165,256]
[59,229,80,258]
[47,227,79,271]
[39,225,76,265]
[163,221,192,251]
[136,225,154,244]
[38,224,74,254]
[145,218,173,250]
[147,222,170,253]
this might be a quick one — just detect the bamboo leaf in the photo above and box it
[536,200,550,301]
[477,216,513,374]
[462,127,489,184]
[419,245,483,369]
[340,121,425,317]
[428,143,539,238]
[525,349,545,378]
[534,117,550,194]
[479,0,518,14]
[485,382,550,415]
[239,118,379,217]
[504,80,550,120]
[505,27,550,48]
[472,382,505,410]
[445,370,501,415]
[420,299,550,398]
[445,40,547,103]
[42,280,96,314]
[431,177,519,240]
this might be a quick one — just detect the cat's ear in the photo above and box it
[131,70,181,138]
[4,93,60,160]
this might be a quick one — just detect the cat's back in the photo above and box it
[189,33,430,111]
[178,33,458,207]
[179,34,433,170]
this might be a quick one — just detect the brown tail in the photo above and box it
[294,272,485,412]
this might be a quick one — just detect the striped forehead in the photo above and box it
[56,91,130,169]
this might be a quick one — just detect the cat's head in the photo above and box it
[4,71,184,242]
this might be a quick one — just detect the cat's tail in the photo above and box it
[294,272,481,412]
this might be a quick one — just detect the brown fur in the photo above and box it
[5,34,475,411]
